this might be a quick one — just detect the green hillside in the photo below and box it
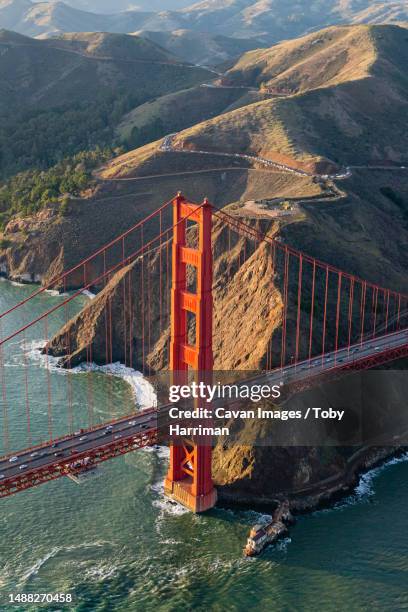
[0,29,211,177]
[117,84,266,149]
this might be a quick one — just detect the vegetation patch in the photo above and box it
[0,148,116,229]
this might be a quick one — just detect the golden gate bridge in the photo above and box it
[0,193,408,511]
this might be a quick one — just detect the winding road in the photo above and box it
[159,133,352,180]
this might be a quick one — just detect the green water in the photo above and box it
[0,281,408,611]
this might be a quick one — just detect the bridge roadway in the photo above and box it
[1,328,408,492]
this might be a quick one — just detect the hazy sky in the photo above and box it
[41,0,194,12]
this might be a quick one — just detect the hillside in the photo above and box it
[45,30,178,62]
[2,0,408,47]
[169,24,408,170]
[117,84,268,149]
[135,29,266,65]
[0,29,211,176]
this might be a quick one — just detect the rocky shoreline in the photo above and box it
[217,445,406,515]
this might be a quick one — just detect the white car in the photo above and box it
[114,434,122,440]
[30,452,38,458]
[0,474,5,480]
[19,464,28,470]
[128,420,136,426]
[9,456,18,463]
[79,436,87,441]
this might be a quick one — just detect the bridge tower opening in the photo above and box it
[164,193,217,512]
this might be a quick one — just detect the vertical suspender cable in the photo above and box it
[321,265,329,362]
[360,281,367,345]
[128,270,133,369]
[64,277,73,433]
[397,294,401,330]
[372,287,378,338]
[44,317,52,440]
[308,260,316,364]
[334,272,342,363]
[159,210,163,333]
[0,320,9,452]
[347,278,354,353]
[141,225,145,375]
[295,254,303,365]
[22,330,31,447]
[280,247,289,369]
[122,237,127,367]
[147,251,152,376]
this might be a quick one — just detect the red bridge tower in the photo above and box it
[164,193,217,512]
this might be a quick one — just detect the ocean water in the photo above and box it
[0,280,408,611]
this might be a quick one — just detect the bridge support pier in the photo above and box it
[164,193,217,513]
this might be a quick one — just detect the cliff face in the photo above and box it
[0,209,67,284]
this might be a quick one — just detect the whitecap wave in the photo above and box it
[19,547,60,584]
[84,563,118,581]
[25,339,61,371]
[353,451,408,500]
[275,537,292,552]
[151,479,190,520]
[45,289,68,297]
[19,541,113,586]
[81,289,96,299]
[26,340,157,409]
[71,362,157,409]
[315,451,408,514]
[141,444,169,459]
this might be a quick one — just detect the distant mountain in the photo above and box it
[136,29,266,65]
[0,0,185,38]
[179,0,408,40]
[0,29,211,175]
[2,0,408,44]
[45,0,193,12]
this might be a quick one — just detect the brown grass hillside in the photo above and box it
[171,24,408,167]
